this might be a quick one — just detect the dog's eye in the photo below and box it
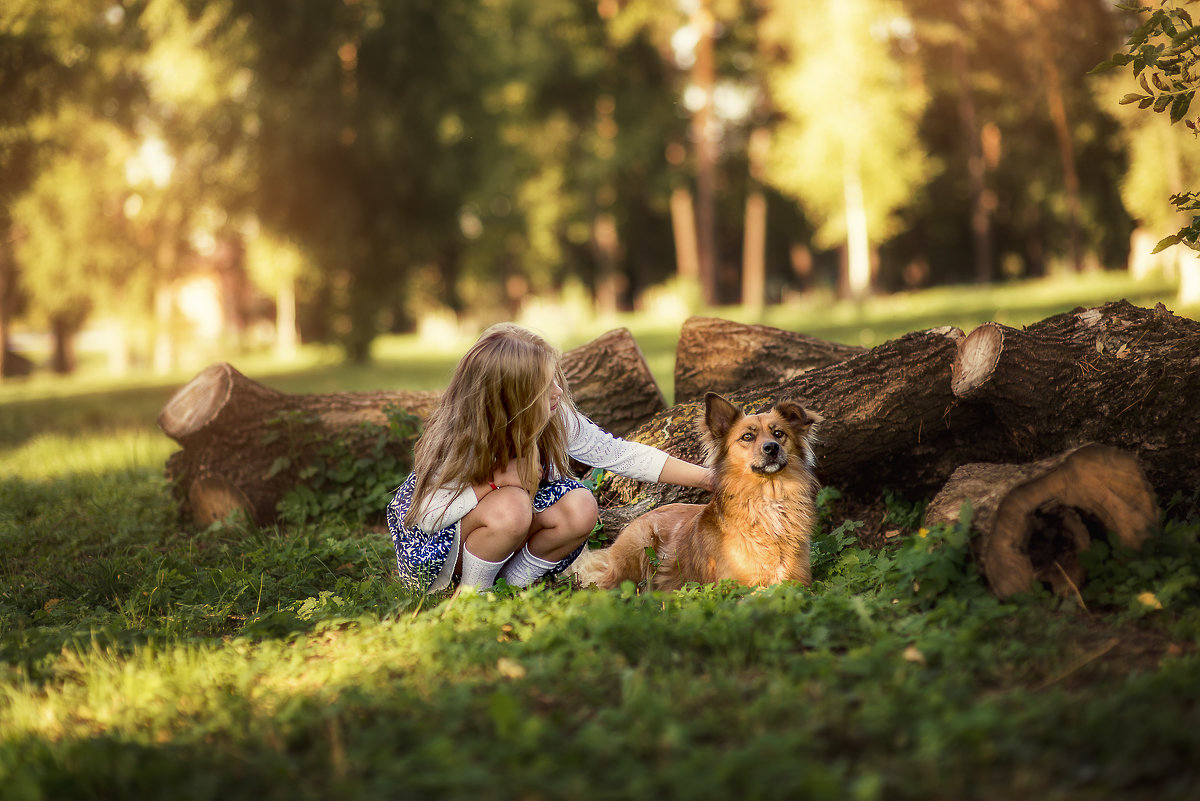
[741,432,755,442]
[773,429,786,440]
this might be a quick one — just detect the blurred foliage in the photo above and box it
[762,0,932,297]
[1096,0,1200,253]
[0,0,1190,370]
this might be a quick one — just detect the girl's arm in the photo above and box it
[567,411,713,489]
[658,455,715,491]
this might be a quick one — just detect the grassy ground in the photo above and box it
[2,274,1200,800]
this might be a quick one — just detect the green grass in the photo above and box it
[3,274,1200,800]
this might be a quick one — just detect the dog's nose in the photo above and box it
[762,441,780,457]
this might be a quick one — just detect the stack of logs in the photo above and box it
[158,301,1200,598]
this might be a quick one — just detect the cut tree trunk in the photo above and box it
[599,325,982,535]
[673,316,865,403]
[160,328,666,527]
[951,300,1200,500]
[561,327,666,436]
[923,444,1158,599]
[159,363,440,526]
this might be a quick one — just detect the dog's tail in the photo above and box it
[569,519,657,589]
[567,547,613,587]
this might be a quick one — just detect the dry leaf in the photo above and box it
[1136,591,1163,610]
[496,657,526,679]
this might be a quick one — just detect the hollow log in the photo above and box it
[598,325,983,534]
[951,300,1200,500]
[160,328,666,527]
[923,444,1159,598]
[673,316,865,403]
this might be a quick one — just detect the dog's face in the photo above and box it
[701,392,820,476]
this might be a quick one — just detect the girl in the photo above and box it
[387,323,713,594]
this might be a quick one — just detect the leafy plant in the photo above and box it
[1095,0,1200,252]
[276,404,422,526]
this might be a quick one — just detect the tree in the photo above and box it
[11,119,136,373]
[761,0,933,299]
[0,0,144,375]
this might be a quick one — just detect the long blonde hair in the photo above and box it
[406,323,576,526]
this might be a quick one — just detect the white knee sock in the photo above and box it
[459,547,507,592]
[497,544,559,588]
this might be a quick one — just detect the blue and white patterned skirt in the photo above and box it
[386,472,589,594]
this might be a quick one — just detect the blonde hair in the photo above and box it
[406,323,576,526]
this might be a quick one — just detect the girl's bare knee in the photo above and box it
[481,486,534,536]
[539,488,598,541]
[563,488,599,536]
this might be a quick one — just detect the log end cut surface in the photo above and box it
[951,322,1004,400]
[188,475,254,527]
[157,363,237,440]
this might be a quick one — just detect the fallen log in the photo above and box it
[923,445,1159,598]
[951,300,1200,500]
[598,325,984,535]
[673,316,865,403]
[159,363,439,526]
[159,328,665,526]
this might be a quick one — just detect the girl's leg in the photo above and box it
[459,486,534,562]
[498,487,598,588]
[526,487,599,561]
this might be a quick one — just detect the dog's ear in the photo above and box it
[703,392,743,441]
[774,401,822,437]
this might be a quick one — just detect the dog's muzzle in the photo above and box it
[752,442,787,475]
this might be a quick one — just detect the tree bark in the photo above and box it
[951,300,1200,500]
[160,328,666,526]
[673,316,865,404]
[923,445,1158,598]
[560,327,666,435]
[159,363,440,526]
[599,325,975,533]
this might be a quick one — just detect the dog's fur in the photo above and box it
[573,392,821,590]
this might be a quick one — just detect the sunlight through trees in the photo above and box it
[0,0,1194,376]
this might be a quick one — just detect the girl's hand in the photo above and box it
[490,458,525,490]
[492,446,540,495]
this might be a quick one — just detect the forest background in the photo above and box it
[1,0,1198,377]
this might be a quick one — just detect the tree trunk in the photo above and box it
[691,0,719,306]
[1035,17,1083,273]
[0,228,10,382]
[742,127,771,313]
[951,31,994,284]
[673,316,865,404]
[599,325,975,533]
[592,211,621,317]
[951,300,1200,500]
[276,275,298,360]
[50,315,78,374]
[923,445,1158,598]
[159,328,666,526]
[670,187,700,282]
[843,153,871,298]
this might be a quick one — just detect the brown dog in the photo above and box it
[574,392,821,590]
